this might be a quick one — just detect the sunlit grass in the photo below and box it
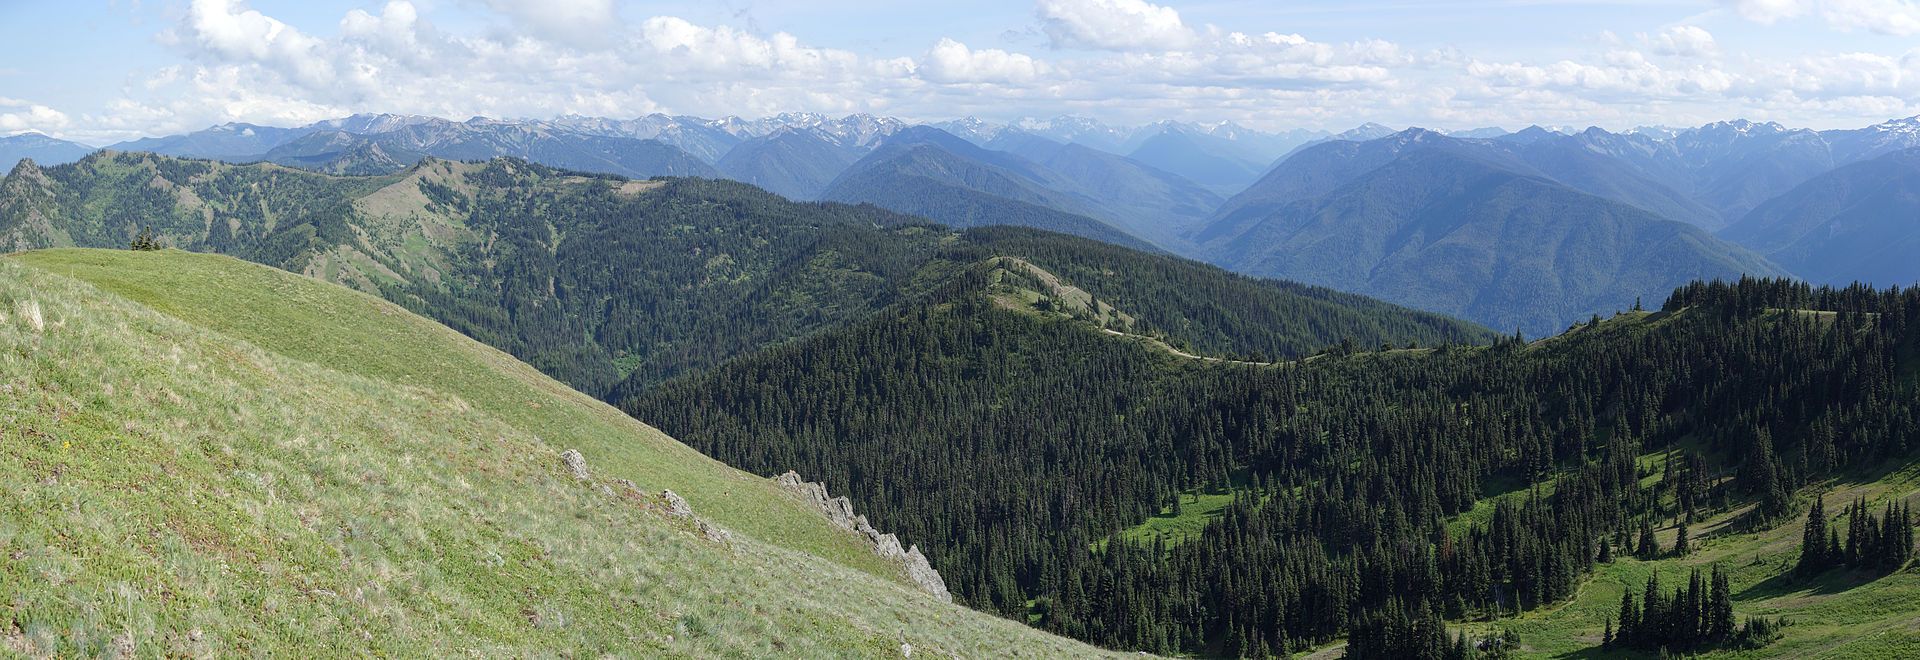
[0,250,1117,656]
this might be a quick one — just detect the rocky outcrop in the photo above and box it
[560,449,590,480]
[774,471,952,601]
[660,489,694,518]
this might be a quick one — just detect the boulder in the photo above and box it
[660,490,693,518]
[559,449,589,480]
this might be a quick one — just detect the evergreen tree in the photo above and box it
[1744,430,1791,519]
[1798,496,1830,575]
[1708,565,1735,643]
[1637,519,1661,559]
[129,226,162,251]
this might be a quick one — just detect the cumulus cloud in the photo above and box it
[1649,26,1718,58]
[180,0,335,86]
[637,17,864,78]
[1819,0,1920,36]
[33,0,1920,141]
[920,39,1049,83]
[1037,0,1196,51]
[0,99,71,136]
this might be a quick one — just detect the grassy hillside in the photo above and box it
[0,248,1114,656]
[1433,309,1920,658]
[1462,462,1920,658]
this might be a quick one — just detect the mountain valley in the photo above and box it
[5,113,1920,660]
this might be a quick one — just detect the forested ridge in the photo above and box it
[630,277,1920,657]
[1,151,1487,400]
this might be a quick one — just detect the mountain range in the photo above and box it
[1720,147,1920,286]
[1194,145,1788,335]
[0,132,96,168]
[6,139,1920,659]
[9,111,1920,334]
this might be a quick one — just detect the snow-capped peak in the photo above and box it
[1867,115,1920,134]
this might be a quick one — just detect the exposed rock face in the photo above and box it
[774,471,952,601]
[560,449,589,480]
[660,489,694,518]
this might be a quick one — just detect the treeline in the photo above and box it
[1798,495,1915,575]
[631,277,1920,656]
[1607,565,1783,653]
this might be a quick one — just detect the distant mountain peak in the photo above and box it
[1626,125,1684,140]
[1698,118,1789,135]
[1866,115,1920,134]
[1334,123,1396,141]
[1385,127,1446,144]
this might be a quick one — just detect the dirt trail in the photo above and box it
[990,255,1283,367]
[1098,328,1277,366]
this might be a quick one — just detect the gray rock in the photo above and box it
[560,449,589,480]
[772,470,952,601]
[903,545,951,602]
[660,490,693,518]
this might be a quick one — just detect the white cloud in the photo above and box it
[637,17,864,78]
[1468,50,1735,99]
[0,99,71,136]
[1723,0,1920,36]
[36,0,1920,141]
[920,39,1049,83]
[1649,26,1718,58]
[1819,0,1920,36]
[181,0,335,87]
[1037,0,1196,51]
[1763,51,1910,97]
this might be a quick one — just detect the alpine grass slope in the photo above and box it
[0,248,1116,657]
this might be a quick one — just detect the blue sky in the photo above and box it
[3,0,1919,144]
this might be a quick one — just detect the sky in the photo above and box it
[2,0,1919,144]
